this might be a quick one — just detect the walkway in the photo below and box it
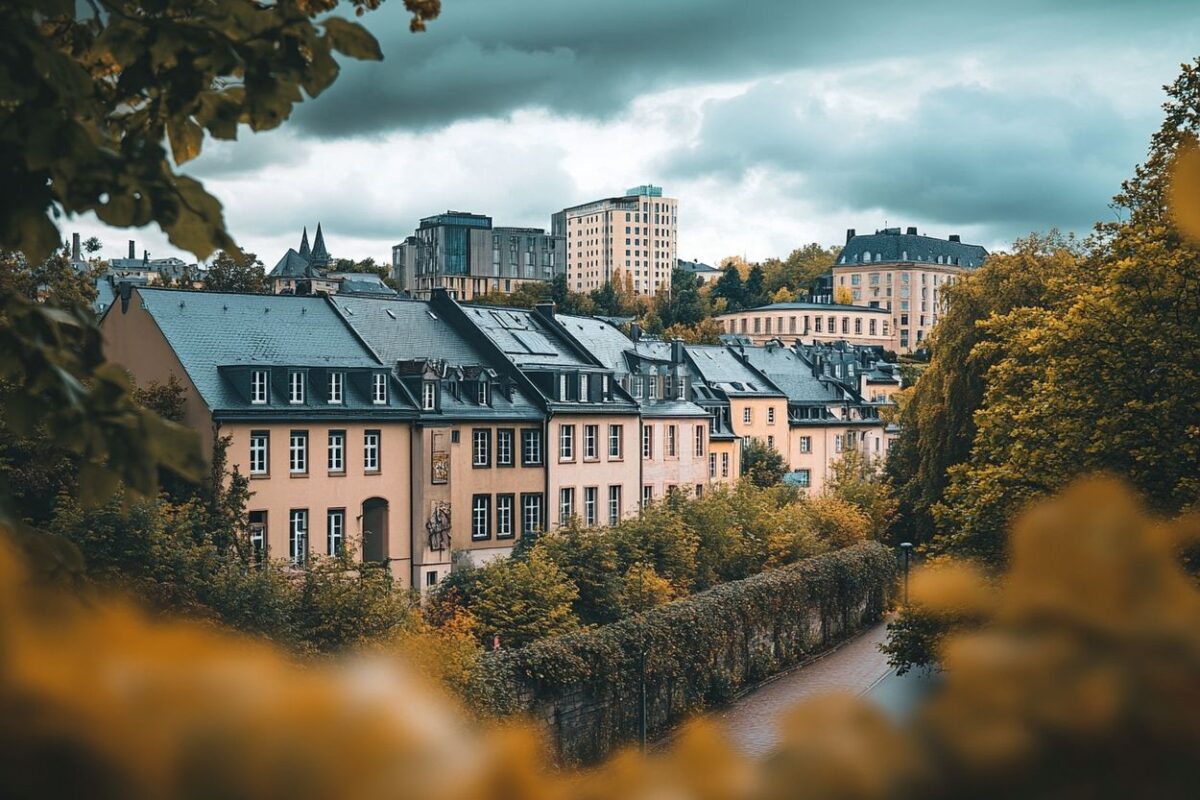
[712,621,892,757]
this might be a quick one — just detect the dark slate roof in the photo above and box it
[835,229,988,268]
[740,345,844,405]
[269,248,315,279]
[684,345,784,397]
[298,227,311,258]
[310,223,329,262]
[327,295,542,420]
[462,305,592,369]
[641,399,710,419]
[677,258,720,274]
[94,276,116,315]
[555,314,634,371]
[134,288,394,415]
[336,274,397,296]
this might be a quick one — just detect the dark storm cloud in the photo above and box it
[666,79,1158,235]
[294,0,1195,139]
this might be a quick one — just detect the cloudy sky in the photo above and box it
[74,0,1199,268]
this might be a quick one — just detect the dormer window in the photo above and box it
[580,374,589,401]
[422,381,436,411]
[477,381,489,406]
[289,371,305,404]
[328,372,344,404]
[251,370,268,404]
[559,374,569,402]
[372,373,388,405]
[602,375,610,398]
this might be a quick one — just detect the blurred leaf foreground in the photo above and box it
[2,476,1198,799]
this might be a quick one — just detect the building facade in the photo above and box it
[831,227,988,351]
[552,185,677,297]
[394,212,565,301]
[715,302,893,349]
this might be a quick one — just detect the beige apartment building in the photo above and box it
[552,184,677,296]
[831,227,988,351]
[716,302,893,349]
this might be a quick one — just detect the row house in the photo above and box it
[551,315,718,504]
[683,345,788,469]
[457,299,643,530]
[101,287,417,579]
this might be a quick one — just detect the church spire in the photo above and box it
[310,222,329,266]
[298,226,310,258]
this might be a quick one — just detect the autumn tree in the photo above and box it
[469,552,579,647]
[712,264,746,311]
[203,250,267,293]
[741,438,787,487]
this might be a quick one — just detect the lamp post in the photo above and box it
[900,542,913,606]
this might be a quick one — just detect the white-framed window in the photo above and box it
[559,374,568,401]
[642,485,653,508]
[327,430,345,473]
[559,487,575,524]
[473,429,490,467]
[584,487,597,526]
[800,436,812,454]
[768,434,775,449]
[608,425,622,458]
[522,493,542,535]
[742,407,751,424]
[642,425,653,459]
[249,431,269,475]
[471,495,490,540]
[249,511,267,563]
[289,371,305,404]
[709,452,717,477]
[251,370,269,404]
[496,429,513,466]
[767,407,775,425]
[364,430,380,472]
[372,373,388,405]
[580,374,589,400]
[694,425,705,457]
[422,381,436,410]
[584,424,598,459]
[608,485,621,525]
[289,431,307,474]
[667,425,677,457]
[522,429,542,465]
[496,495,514,539]
[559,425,575,461]
[289,509,308,566]
[835,434,844,453]
[328,372,343,404]
[477,381,489,405]
[327,508,345,555]
[721,452,730,477]
[602,374,610,397]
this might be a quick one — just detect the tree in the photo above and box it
[469,552,579,648]
[741,439,787,487]
[658,268,705,328]
[827,451,897,541]
[616,562,675,616]
[712,265,745,311]
[743,264,767,308]
[536,522,623,626]
[763,243,838,297]
[1,0,439,266]
[833,286,854,305]
[203,250,267,293]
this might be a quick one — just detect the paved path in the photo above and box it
[712,622,892,757]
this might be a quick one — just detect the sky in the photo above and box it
[72,0,1200,269]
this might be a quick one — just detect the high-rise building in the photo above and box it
[552,184,677,296]
[392,212,565,301]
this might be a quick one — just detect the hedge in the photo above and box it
[467,541,896,764]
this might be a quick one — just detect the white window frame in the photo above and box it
[584,487,597,527]
[522,494,542,535]
[667,424,677,457]
[559,487,574,525]
[477,381,489,405]
[742,407,751,424]
[471,495,490,540]
[289,509,308,566]
[327,430,345,473]
[422,381,436,411]
[251,370,269,404]
[496,495,514,538]
[559,424,575,461]
[608,425,622,459]
[496,429,513,466]
[327,509,345,555]
[363,430,380,472]
[289,371,305,405]
[800,436,812,454]
[608,485,621,526]
[709,452,717,478]
[767,407,775,425]
[372,373,388,405]
[473,429,490,467]
[721,452,730,478]
[642,485,653,508]
[289,431,307,474]
[522,429,542,465]
[249,431,268,476]
[328,372,344,404]
[584,424,598,460]
[694,425,705,457]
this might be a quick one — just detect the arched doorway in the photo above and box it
[361,497,388,563]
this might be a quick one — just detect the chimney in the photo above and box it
[845,228,856,244]
[906,226,917,235]
[142,249,149,264]
[72,232,80,261]
[670,337,684,365]
[128,240,136,259]
[949,234,961,243]
[533,300,556,323]
[812,355,821,378]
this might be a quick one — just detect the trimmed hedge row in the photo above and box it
[468,541,896,764]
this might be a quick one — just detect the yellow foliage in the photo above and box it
[1170,143,1200,243]
[4,477,1200,796]
[833,286,855,305]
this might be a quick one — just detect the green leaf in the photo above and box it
[323,18,383,61]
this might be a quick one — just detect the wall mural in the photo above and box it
[426,501,451,551]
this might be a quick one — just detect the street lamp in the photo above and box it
[900,542,913,606]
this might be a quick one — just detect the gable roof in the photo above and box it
[269,248,315,279]
[554,313,635,371]
[461,305,594,369]
[133,288,386,413]
[740,345,845,404]
[684,345,784,397]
